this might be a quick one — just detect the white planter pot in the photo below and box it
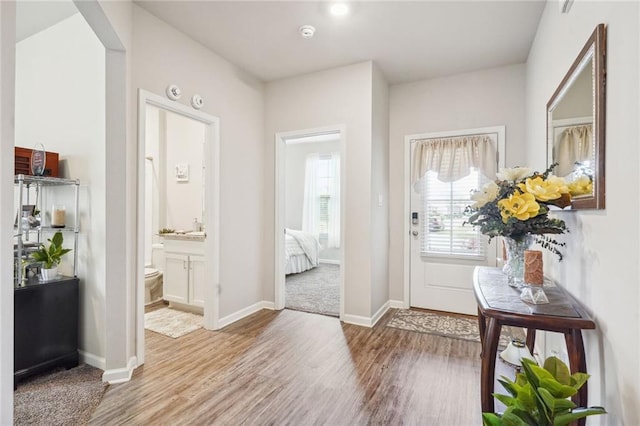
[40,266,58,281]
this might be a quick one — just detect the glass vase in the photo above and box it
[503,235,533,287]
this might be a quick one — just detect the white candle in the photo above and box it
[52,205,66,228]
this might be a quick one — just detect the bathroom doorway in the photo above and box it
[136,90,220,365]
[274,126,346,319]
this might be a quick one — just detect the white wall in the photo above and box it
[371,64,390,312]
[132,5,265,318]
[265,62,374,318]
[525,2,640,424]
[388,64,526,301]
[0,3,17,423]
[15,12,106,365]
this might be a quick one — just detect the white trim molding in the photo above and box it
[79,350,106,370]
[388,299,405,309]
[217,301,275,330]
[102,356,137,384]
[343,301,391,328]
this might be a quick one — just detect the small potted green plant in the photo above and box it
[30,231,72,281]
[483,356,606,426]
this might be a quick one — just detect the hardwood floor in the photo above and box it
[90,308,489,425]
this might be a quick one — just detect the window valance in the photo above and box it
[411,135,497,184]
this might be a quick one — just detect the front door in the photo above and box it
[408,129,502,315]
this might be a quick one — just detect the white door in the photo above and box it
[408,129,503,315]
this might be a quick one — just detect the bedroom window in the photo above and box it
[302,152,340,248]
[419,169,488,258]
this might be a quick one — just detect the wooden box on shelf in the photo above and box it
[14,146,59,177]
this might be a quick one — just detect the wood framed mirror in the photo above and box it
[547,24,606,210]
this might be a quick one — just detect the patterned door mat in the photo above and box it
[386,309,525,349]
[145,307,203,338]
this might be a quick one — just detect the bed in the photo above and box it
[285,228,320,275]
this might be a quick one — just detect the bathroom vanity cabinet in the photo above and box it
[163,237,205,311]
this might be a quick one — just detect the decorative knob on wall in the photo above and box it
[166,84,182,100]
[191,94,204,110]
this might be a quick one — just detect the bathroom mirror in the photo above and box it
[547,24,606,210]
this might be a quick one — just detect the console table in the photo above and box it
[473,266,595,424]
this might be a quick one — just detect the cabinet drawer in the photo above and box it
[163,239,205,255]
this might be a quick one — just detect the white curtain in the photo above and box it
[327,153,340,248]
[555,124,593,177]
[411,135,496,184]
[302,153,319,236]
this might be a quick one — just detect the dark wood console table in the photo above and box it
[473,266,595,424]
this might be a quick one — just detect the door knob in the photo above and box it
[412,231,419,236]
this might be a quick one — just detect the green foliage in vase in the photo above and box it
[30,231,72,269]
[482,356,606,426]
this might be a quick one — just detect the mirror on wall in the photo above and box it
[547,24,606,210]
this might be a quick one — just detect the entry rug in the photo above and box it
[145,307,203,338]
[387,309,525,349]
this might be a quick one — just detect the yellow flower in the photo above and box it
[497,167,532,182]
[498,191,540,222]
[518,175,569,202]
[471,181,500,208]
[567,175,593,196]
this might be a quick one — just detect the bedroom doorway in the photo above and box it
[275,126,346,319]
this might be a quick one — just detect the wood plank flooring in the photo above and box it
[90,308,492,425]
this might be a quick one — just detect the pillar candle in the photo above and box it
[524,250,543,286]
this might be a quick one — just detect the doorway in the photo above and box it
[136,90,220,365]
[275,126,346,319]
[404,126,505,315]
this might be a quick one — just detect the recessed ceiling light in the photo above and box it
[330,3,350,17]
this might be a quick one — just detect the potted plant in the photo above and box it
[30,231,72,281]
[483,356,606,426]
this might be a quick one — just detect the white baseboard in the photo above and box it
[102,356,137,384]
[389,299,406,309]
[78,350,105,370]
[319,259,340,265]
[342,300,399,328]
[217,301,274,329]
[342,313,374,327]
[371,301,391,326]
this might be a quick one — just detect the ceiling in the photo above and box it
[134,0,546,84]
[16,1,77,42]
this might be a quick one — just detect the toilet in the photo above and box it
[145,243,165,305]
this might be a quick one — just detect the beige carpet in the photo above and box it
[386,309,525,349]
[145,307,203,338]
[14,364,107,425]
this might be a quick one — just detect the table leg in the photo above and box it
[525,328,536,354]
[478,308,486,357]
[481,317,501,414]
[565,329,588,426]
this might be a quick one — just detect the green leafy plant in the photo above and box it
[30,231,72,269]
[482,356,606,426]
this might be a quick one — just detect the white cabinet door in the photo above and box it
[164,253,189,304]
[189,255,206,308]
